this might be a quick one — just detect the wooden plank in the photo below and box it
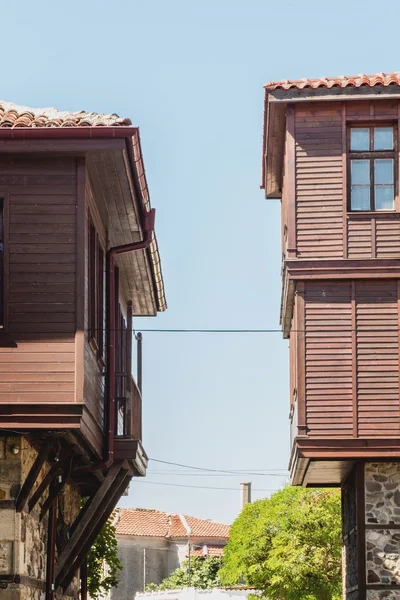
[55,463,124,585]
[296,283,306,434]
[16,438,54,512]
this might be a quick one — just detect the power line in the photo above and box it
[148,472,287,477]
[134,480,279,492]
[149,457,287,474]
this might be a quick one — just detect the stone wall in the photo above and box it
[365,463,400,589]
[0,436,81,599]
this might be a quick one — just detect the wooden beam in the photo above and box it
[351,282,357,438]
[28,450,72,513]
[39,462,73,522]
[0,138,125,154]
[16,438,54,512]
[57,468,131,591]
[296,282,306,435]
[55,463,129,589]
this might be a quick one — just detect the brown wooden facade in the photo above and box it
[263,85,400,486]
[0,114,165,595]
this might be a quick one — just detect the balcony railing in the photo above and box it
[115,376,142,441]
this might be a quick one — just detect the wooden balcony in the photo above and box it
[114,376,148,475]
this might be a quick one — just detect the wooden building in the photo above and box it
[0,101,166,599]
[262,73,400,600]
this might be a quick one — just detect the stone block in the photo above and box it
[0,541,13,575]
[0,511,16,541]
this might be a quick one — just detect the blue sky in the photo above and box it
[3,0,400,524]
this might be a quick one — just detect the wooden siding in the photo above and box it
[303,281,353,437]
[295,103,343,258]
[0,157,76,404]
[376,216,400,257]
[346,214,400,258]
[356,281,399,436]
[347,217,372,258]
[294,280,400,439]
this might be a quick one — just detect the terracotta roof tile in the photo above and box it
[0,100,131,128]
[264,72,400,91]
[184,516,230,538]
[116,509,230,539]
[117,509,171,537]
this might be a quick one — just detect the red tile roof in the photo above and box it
[190,544,225,558]
[264,72,400,91]
[117,509,170,537]
[0,101,132,128]
[116,509,230,539]
[184,516,230,538]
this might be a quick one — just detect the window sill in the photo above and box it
[347,210,399,216]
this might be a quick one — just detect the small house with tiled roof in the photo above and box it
[111,508,230,600]
[0,99,166,599]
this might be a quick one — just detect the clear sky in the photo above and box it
[2,0,399,524]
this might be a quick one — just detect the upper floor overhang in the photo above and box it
[261,72,400,199]
[0,102,167,316]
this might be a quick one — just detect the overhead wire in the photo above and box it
[134,480,281,492]
[149,457,287,474]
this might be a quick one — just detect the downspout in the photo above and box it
[74,208,155,474]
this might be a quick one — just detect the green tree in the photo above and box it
[220,486,341,600]
[147,556,222,591]
[86,518,123,599]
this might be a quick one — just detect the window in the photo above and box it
[349,126,396,211]
[88,216,105,358]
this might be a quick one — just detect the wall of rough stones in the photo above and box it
[0,436,81,599]
[365,463,400,590]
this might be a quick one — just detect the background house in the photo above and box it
[111,508,230,599]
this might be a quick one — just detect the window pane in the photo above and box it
[374,127,393,150]
[351,128,369,151]
[375,159,393,184]
[375,185,394,210]
[351,159,370,184]
[351,186,370,210]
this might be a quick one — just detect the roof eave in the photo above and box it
[0,127,167,314]
[266,84,400,103]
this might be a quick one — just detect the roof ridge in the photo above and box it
[0,100,132,128]
[264,71,400,91]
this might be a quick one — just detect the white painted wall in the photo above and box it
[136,588,257,600]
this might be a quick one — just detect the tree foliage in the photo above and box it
[219,486,341,600]
[147,556,222,591]
[86,517,123,599]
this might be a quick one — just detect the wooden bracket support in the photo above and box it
[16,438,54,513]
[55,462,132,591]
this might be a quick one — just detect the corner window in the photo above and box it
[349,126,396,211]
